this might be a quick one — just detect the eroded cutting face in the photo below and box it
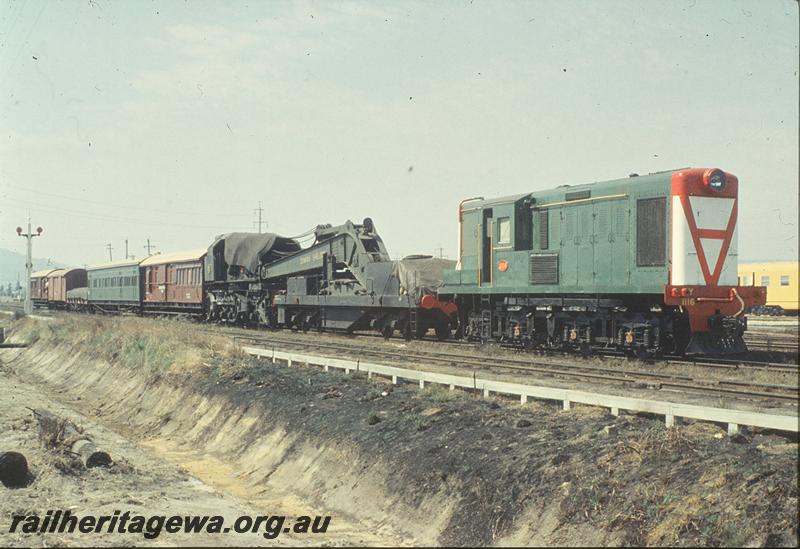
[670,168,738,287]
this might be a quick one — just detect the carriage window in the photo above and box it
[761,276,770,287]
[497,217,511,244]
[780,275,789,286]
[636,198,666,266]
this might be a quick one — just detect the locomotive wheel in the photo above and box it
[634,346,652,360]
[434,322,450,341]
[579,342,592,358]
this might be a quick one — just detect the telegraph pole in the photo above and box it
[144,238,156,255]
[253,201,266,233]
[106,243,113,261]
[125,238,129,260]
[16,216,43,315]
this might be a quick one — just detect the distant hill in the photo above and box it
[0,248,68,287]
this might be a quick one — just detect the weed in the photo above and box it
[423,386,463,403]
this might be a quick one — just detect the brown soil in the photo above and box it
[1,315,798,547]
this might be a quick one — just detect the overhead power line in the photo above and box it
[1,196,245,230]
[0,182,244,218]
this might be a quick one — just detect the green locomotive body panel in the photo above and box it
[441,171,673,296]
[87,260,142,304]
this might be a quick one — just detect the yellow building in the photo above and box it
[738,261,799,314]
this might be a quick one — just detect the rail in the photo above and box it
[241,346,799,435]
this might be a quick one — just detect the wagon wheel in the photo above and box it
[382,325,394,340]
[579,342,592,358]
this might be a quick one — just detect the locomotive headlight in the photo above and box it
[703,168,726,192]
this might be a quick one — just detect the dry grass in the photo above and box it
[15,316,240,376]
[619,426,697,464]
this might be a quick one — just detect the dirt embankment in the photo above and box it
[3,316,798,546]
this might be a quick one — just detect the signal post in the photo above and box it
[16,217,43,315]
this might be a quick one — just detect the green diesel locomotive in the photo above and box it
[438,168,765,355]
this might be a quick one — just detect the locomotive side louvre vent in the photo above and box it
[530,253,559,284]
[563,209,575,240]
[579,207,591,237]
[615,206,629,237]
[539,210,549,250]
[565,190,591,201]
[636,197,667,266]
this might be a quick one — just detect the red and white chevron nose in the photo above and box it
[670,169,738,287]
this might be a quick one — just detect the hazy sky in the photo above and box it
[1,0,797,267]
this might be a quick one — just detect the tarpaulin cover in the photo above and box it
[210,233,301,274]
[66,287,88,301]
[392,256,456,297]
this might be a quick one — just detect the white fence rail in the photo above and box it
[242,346,798,435]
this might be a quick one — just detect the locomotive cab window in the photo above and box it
[497,217,511,244]
[636,197,666,267]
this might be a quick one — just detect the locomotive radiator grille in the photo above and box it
[530,253,559,285]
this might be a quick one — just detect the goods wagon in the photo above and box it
[30,269,59,308]
[86,259,143,312]
[45,268,88,309]
[439,168,766,355]
[141,249,206,314]
[738,261,799,315]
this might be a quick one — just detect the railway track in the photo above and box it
[4,303,796,382]
[216,329,798,408]
[744,331,799,353]
[205,321,798,374]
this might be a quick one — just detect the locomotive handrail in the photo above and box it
[531,193,628,209]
